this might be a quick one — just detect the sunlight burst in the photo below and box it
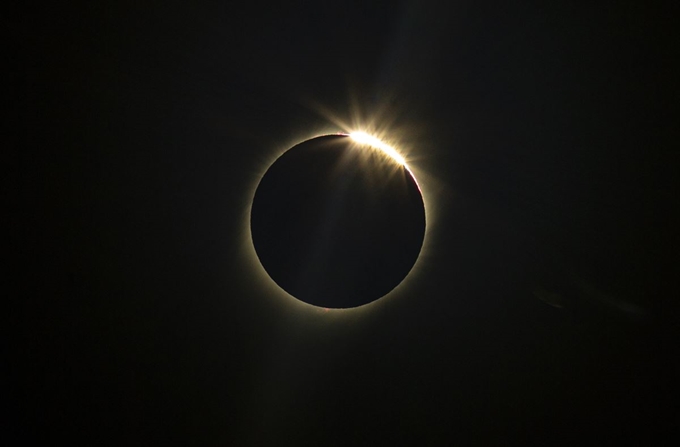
[349,132,407,167]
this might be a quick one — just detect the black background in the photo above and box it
[10,1,679,445]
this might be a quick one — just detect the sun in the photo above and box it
[349,131,408,167]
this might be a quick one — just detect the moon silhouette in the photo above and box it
[250,134,425,308]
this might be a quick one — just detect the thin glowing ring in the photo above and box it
[241,131,433,312]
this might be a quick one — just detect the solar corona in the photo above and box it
[249,133,426,309]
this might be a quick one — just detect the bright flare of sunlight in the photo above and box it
[349,132,407,167]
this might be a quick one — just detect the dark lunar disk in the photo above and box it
[250,134,426,308]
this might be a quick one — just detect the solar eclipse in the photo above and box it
[250,133,426,308]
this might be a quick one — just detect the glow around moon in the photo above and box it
[241,128,438,312]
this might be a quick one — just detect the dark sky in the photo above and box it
[10,1,678,445]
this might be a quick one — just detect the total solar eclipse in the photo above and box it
[250,133,426,308]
